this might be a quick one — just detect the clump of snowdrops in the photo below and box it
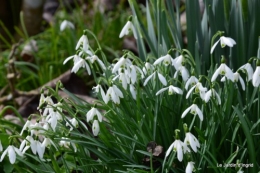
[0,17,260,173]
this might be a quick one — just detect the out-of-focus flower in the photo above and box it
[0,140,2,152]
[60,20,75,31]
[210,36,236,54]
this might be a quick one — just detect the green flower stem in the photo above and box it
[0,105,25,124]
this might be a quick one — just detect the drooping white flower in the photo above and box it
[233,72,245,90]
[181,104,203,121]
[172,55,185,70]
[105,85,124,104]
[92,120,100,136]
[71,58,91,75]
[60,20,75,31]
[186,162,195,173]
[87,55,106,70]
[165,139,189,162]
[252,66,260,87]
[156,85,183,96]
[211,63,234,82]
[204,89,221,105]
[119,20,137,39]
[66,118,79,131]
[86,107,102,122]
[112,56,128,73]
[142,62,154,75]
[76,34,89,51]
[174,66,190,82]
[130,84,136,100]
[238,63,253,81]
[210,36,236,54]
[186,82,207,99]
[185,76,199,90]
[153,54,174,66]
[59,138,77,152]
[93,84,107,103]
[144,71,167,86]
[0,145,23,164]
[41,138,57,150]
[20,119,31,136]
[184,132,200,152]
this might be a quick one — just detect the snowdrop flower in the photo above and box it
[185,76,199,90]
[181,104,203,121]
[165,139,189,162]
[105,85,124,104]
[204,89,221,105]
[76,34,89,51]
[153,54,174,66]
[172,55,185,70]
[184,132,200,152]
[238,63,253,81]
[92,120,100,136]
[42,138,57,150]
[45,109,63,131]
[63,54,81,65]
[144,71,167,86]
[71,58,91,75]
[20,136,45,159]
[211,63,234,82]
[112,56,132,73]
[20,119,31,136]
[129,84,136,100]
[0,145,23,164]
[142,62,154,75]
[119,17,137,39]
[60,20,75,31]
[186,82,207,99]
[232,72,245,90]
[156,85,183,96]
[252,66,260,87]
[59,138,77,152]
[86,107,102,122]
[210,36,236,54]
[93,84,107,103]
[66,118,79,131]
[87,55,106,70]
[174,66,190,82]
[186,162,195,173]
